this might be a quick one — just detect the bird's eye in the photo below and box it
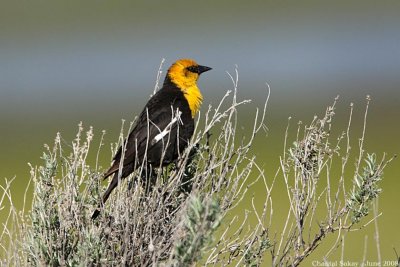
[187,66,198,73]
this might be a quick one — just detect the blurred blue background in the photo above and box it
[1,1,399,264]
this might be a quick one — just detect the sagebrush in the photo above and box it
[0,70,394,266]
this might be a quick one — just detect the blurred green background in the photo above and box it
[1,1,399,264]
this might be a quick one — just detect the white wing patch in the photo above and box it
[153,110,182,144]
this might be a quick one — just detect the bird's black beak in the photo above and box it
[197,65,212,74]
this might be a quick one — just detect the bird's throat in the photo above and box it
[183,85,203,118]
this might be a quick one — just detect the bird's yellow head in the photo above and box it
[166,59,212,118]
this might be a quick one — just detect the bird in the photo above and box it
[92,59,212,219]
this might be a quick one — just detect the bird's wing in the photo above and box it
[104,94,185,178]
[122,104,182,164]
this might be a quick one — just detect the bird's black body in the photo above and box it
[110,78,194,178]
[92,59,211,219]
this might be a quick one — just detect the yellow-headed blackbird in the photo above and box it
[92,59,211,219]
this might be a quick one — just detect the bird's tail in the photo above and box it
[91,172,120,219]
